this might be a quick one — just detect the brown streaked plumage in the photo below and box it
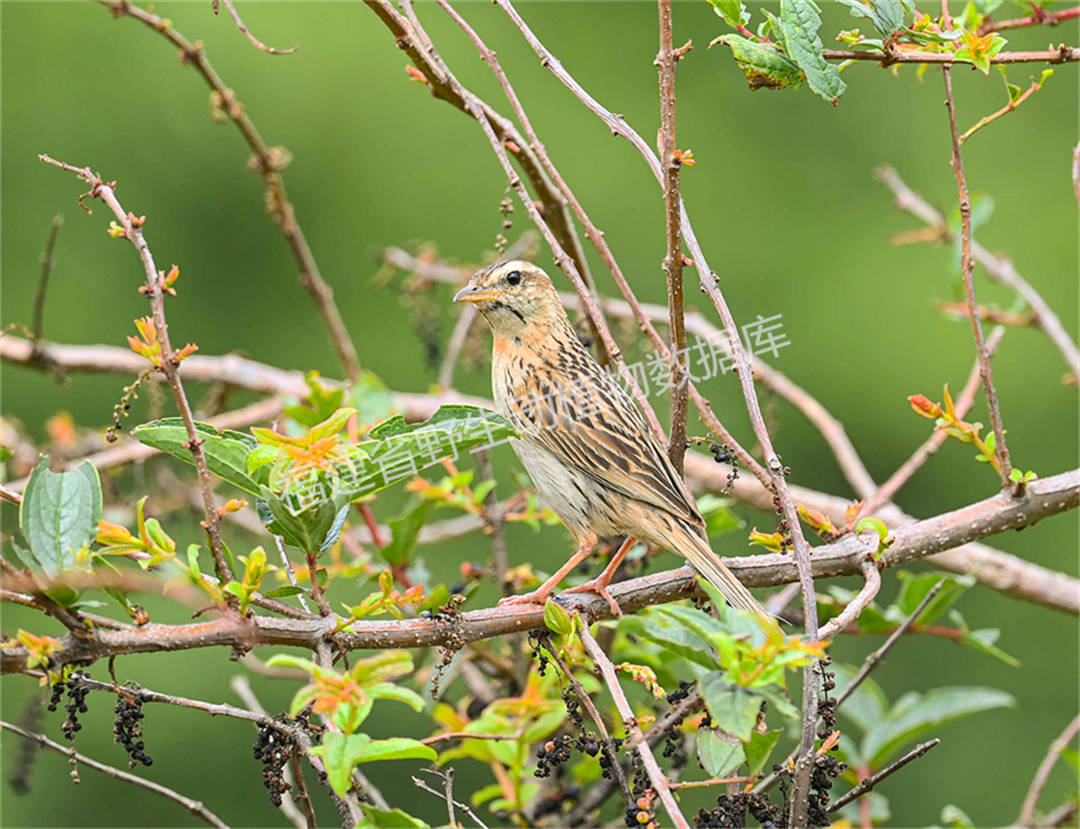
[454,260,766,617]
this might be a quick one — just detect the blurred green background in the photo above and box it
[2,1,1077,826]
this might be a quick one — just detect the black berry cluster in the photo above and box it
[528,632,551,677]
[693,792,782,828]
[57,670,91,741]
[252,723,292,807]
[534,734,574,778]
[113,692,153,767]
[662,681,695,758]
[624,762,656,828]
[597,736,625,781]
[807,753,845,826]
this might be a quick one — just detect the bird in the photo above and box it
[453,259,767,618]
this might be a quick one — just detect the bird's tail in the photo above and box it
[659,518,769,618]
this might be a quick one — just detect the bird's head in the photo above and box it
[453,260,567,339]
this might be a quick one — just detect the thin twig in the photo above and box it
[39,154,235,585]
[542,635,633,804]
[877,166,1079,383]
[669,775,752,790]
[580,624,689,829]
[219,0,298,55]
[1017,714,1080,826]
[828,739,941,813]
[438,302,476,389]
[837,578,947,709]
[979,5,1080,33]
[0,720,229,828]
[101,0,359,382]
[414,768,491,829]
[960,75,1048,145]
[30,215,63,345]
[657,0,689,472]
[1073,142,1080,210]
[863,327,1006,516]
[942,66,1013,486]
[817,556,882,640]
[274,535,312,614]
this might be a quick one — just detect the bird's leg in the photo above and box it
[498,531,597,608]
[563,536,636,617]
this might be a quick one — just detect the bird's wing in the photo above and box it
[506,359,703,528]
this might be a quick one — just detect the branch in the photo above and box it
[821,46,1079,65]
[817,556,882,640]
[219,0,299,55]
[1017,713,1080,826]
[100,0,358,381]
[4,468,1073,670]
[828,738,941,813]
[39,154,234,585]
[580,625,688,829]
[656,0,690,472]
[877,166,1079,384]
[30,215,64,346]
[0,719,229,828]
[941,67,1013,484]
[979,6,1080,34]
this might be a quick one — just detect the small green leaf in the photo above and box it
[697,728,744,777]
[940,804,976,828]
[263,585,307,598]
[835,0,914,35]
[958,628,1021,667]
[381,500,433,567]
[544,598,574,636]
[20,458,102,577]
[359,806,430,828]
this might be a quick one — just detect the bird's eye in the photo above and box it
[506,270,522,286]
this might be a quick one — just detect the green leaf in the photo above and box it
[705,0,750,27]
[701,672,761,740]
[742,729,781,778]
[698,495,745,538]
[619,614,718,669]
[940,803,976,828]
[710,34,805,91]
[351,736,437,765]
[312,734,434,798]
[381,500,433,567]
[863,686,1014,766]
[263,585,307,598]
[958,628,1021,667]
[261,487,349,554]
[19,458,101,577]
[366,682,426,712]
[544,598,574,636]
[359,806,429,829]
[891,572,971,627]
[834,0,914,35]
[779,0,847,102]
[351,371,396,429]
[353,650,415,685]
[697,728,744,777]
[132,419,261,495]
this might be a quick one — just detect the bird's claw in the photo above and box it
[497,590,550,608]
[563,581,622,618]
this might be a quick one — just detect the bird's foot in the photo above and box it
[497,589,552,608]
[563,579,622,618]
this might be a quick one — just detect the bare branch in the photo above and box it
[0,719,229,828]
[979,5,1080,33]
[580,625,688,829]
[941,67,1013,484]
[828,739,942,813]
[656,0,689,472]
[219,0,298,55]
[877,166,1079,384]
[100,0,358,381]
[1017,713,1080,826]
[817,556,882,640]
[30,215,64,346]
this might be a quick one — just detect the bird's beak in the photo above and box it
[453,284,504,304]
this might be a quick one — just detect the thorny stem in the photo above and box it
[0,719,229,828]
[100,0,360,382]
[39,155,235,586]
[580,625,689,829]
[942,65,1013,486]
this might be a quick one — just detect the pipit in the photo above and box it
[455,260,766,618]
